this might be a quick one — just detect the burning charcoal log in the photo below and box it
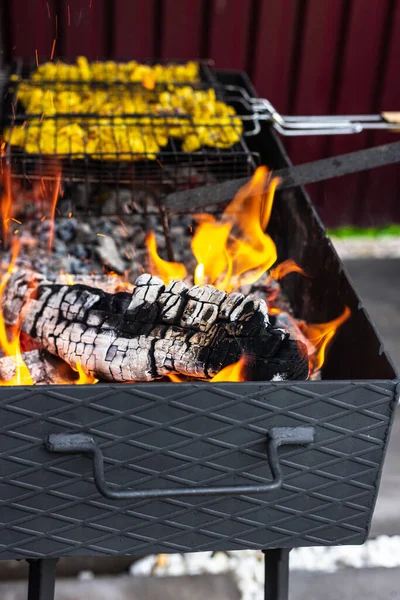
[271,311,316,357]
[3,271,309,382]
[0,349,75,385]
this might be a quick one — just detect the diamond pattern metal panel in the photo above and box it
[0,379,397,559]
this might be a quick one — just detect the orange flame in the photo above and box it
[145,232,187,284]
[0,240,33,386]
[0,162,350,386]
[48,170,61,252]
[270,259,308,281]
[167,373,186,383]
[299,306,351,372]
[1,164,12,247]
[191,167,279,292]
[59,271,75,286]
[73,362,98,385]
[210,356,247,382]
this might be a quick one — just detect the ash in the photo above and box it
[10,181,197,281]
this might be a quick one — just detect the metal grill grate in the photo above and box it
[0,60,258,185]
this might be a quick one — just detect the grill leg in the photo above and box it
[27,559,57,600]
[263,549,290,600]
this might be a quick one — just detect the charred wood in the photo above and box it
[3,271,309,382]
[0,349,76,385]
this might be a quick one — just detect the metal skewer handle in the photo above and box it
[225,85,400,136]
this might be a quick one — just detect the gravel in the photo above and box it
[330,235,400,259]
[128,535,400,600]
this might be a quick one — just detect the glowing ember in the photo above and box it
[145,232,187,284]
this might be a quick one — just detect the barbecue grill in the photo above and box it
[0,66,398,600]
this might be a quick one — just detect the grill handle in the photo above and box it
[45,427,314,501]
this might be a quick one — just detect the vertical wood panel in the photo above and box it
[251,0,299,112]
[161,0,204,60]
[320,0,390,227]
[357,2,400,226]
[208,0,252,70]
[285,0,348,217]
[287,1,347,163]
[62,0,108,59]
[113,0,157,60]
[10,0,55,61]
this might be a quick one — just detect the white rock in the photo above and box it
[129,555,157,577]
[77,570,95,581]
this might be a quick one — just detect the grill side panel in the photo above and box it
[0,380,396,559]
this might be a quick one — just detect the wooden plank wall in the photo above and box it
[3,0,400,226]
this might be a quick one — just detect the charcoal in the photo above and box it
[155,233,166,250]
[132,229,146,247]
[70,244,91,259]
[102,189,134,215]
[68,256,90,274]
[95,235,126,275]
[56,218,77,242]
[52,239,67,256]
[75,222,94,244]
[146,215,160,230]
[2,270,309,383]
[38,222,52,244]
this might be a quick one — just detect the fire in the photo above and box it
[144,165,350,377]
[210,356,247,382]
[73,362,98,385]
[191,167,279,292]
[48,170,61,252]
[167,373,185,382]
[270,259,308,280]
[299,306,351,372]
[1,165,12,247]
[145,232,187,284]
[0,240,33,386]
[0,159,350,386]
[59,271,75,286]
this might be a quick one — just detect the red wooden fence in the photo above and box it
[3,0,400,227]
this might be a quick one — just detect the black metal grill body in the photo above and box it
[0,69,398,562]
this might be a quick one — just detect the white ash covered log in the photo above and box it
[3,271,309,382]
[0,349,76,385]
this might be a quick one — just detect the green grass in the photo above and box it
[327,224,400,238]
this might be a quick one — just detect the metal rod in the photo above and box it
[263,549,290,600]
[45,428,315,501]
[156,199,175,262]
[163,139,400,213]
[27,559,57,600]
[224,84,400,135]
